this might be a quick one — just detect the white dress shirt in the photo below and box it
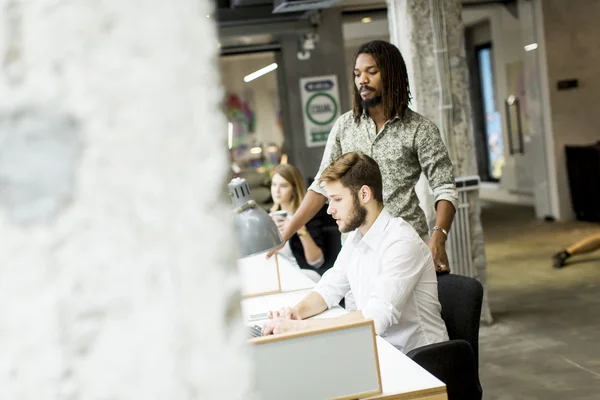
[313,208,449,353]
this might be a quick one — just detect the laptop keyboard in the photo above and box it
[247,324,263,339]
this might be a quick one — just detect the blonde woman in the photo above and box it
[270,164,325,282]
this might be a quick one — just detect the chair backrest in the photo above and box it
[437,274,483,370]
[320,225,342,275]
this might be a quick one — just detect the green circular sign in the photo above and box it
[306,92,338,126]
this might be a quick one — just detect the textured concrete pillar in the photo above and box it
[276,8,350,181]
[0,0,251,398]
[387,0,492,323]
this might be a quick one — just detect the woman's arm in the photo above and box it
[297,225,324,266]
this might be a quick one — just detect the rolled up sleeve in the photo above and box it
[308,118,343,197]
[362,298,402,337]
[361,240,424,336]
[432,183,458,212]
[415,121,458,212]
[311,250,350,308]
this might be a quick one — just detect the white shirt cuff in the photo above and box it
[307,253,325,268]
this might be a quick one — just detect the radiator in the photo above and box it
[446,175,480,277]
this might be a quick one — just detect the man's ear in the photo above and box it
[359,185,372,203]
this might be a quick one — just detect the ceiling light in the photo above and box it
[244,63,278,83]
[362,17,372,23]
[524,43,538,51]
[250,146,263,155]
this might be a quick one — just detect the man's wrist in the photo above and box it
[431,227,448,242]
[292,305,305,320]
[281,228,292,242]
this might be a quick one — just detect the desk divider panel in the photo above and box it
[238,254,281,298]
[249,320,382,400]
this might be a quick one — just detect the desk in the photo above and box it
[242,266,448,400]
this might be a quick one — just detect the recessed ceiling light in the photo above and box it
[362,17,372,23]
[524,43,538,51]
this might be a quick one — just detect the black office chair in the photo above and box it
[407,274,484,400]
[311,202,340,276]
[319,225,341,275]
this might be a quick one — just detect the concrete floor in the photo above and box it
[479,202,600,400]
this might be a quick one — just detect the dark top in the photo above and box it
[289,213,327,275]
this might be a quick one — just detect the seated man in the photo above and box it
[262,152,449,353]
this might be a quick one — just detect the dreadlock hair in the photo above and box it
[352,40,412,124]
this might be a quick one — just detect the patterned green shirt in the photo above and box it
[308,108,458,237]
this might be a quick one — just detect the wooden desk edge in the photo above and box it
[248,319,375,345]
[369,385,447,400]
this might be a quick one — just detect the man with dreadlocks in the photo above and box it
[268,40,458,275]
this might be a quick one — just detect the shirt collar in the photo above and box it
[353,207,393,250]
[360,113,401,123]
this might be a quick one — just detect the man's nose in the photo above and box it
[359,72,369,85]
[327,203,334,215]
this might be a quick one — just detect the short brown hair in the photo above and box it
[270,164,306,213]
[318,152,383,203]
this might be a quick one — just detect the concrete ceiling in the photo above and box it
[219,33,276,48]
[216,0,515,55]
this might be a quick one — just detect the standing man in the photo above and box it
[269,40,457,273]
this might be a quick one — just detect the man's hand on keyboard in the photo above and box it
[268,306,301,320]
[262,318,308,336]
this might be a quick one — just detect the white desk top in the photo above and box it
[241,263,447,400]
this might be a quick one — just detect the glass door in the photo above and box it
[476,44,505,182]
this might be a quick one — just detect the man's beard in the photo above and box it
[340,194,368,233]
[361,94,382,110]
